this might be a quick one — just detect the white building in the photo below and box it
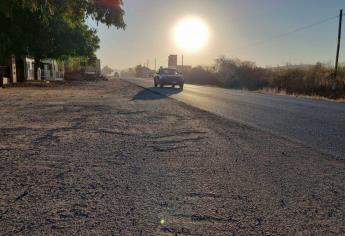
[40,59,64,81]
[24,58,35,81]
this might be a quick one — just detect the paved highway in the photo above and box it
[123,77,345,159]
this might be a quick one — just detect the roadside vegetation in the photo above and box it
[182,57,345,99]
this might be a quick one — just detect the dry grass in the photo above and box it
[259,88,345,103]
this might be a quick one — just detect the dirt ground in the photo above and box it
[0,80,344,236]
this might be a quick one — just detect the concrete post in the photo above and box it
[37,67,41,81]
[11,55,17,83]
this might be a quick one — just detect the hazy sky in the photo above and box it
[89,0,345,70]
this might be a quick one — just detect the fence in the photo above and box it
[41,68,64,81]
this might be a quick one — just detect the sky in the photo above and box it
[89,0,345,70]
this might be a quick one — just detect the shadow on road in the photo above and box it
[132,87,182,101]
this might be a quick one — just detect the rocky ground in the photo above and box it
[0,79,344,236]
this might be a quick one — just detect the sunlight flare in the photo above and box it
[174,16,209,52]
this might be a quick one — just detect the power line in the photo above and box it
[231,14,341,52]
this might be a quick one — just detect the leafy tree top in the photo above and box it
[1,0,126,28]
[0,0,125,61]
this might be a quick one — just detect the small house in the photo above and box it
[16,57,35,82]
[40,59,64,81]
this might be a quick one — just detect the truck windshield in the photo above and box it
[161,69,178,75]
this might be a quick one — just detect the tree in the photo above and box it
[102,65,114,75]
[0,0,125,69]
[135,65,144,77]
[0,0,125,28]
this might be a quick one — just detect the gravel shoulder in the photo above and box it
[0,79,344,236]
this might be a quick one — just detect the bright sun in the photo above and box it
[174,16,209,52]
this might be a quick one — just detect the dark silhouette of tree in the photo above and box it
[0,0,125,67]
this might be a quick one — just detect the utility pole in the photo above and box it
[154,58,157,71]
[182,55,184,67]
[334,9,343,91]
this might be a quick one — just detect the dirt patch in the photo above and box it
[0,79,344,235]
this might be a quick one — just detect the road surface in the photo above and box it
[1,80,344,235]
[123,77,345,158]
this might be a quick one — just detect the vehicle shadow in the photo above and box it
[132,87,183,101]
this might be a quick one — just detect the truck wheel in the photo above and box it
[154,83,158,87]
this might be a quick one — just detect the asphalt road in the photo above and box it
[123,77,345,159]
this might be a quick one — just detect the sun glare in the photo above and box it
[174,16,209,52]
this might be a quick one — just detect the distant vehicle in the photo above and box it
[114,72,120,78]
[154,68,184,89]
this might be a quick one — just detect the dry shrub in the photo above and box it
[184,57,345,99]
[184,66,221,86]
